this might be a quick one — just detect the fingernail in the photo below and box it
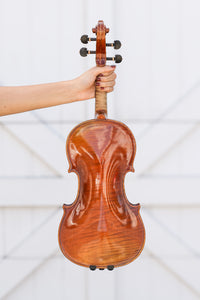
[99,73,104,77]
[100,87,104,90]
[96,82,100,86]
[96,77,101,81]
[111,65,116,68]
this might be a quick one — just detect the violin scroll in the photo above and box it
[80,20,122,65]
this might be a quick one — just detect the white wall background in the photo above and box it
[0,0,200,299]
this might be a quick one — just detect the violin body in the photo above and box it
[58,118,145,268]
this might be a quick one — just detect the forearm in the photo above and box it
[0,66,116,117]
[0,80,78,116]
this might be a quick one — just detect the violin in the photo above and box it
[58,20,145,271]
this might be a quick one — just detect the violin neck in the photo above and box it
[95,88,107,118]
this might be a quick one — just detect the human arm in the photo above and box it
[0,66,116,116]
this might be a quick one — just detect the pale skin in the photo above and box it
[0,66,116,117]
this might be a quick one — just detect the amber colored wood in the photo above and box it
[95,89,107,117]
[93,20,109,117]
[58,119,145,268]
[94,20,108,67]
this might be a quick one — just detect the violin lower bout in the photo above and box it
[58,202,145,268]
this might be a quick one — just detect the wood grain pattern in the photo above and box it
[58,119,145,268]
[93,20,109,117]
[95,89,107,117]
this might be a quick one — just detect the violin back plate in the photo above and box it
[58,119,145,268]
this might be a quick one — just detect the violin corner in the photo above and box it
[128,165,135,173]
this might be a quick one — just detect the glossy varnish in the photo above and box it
[58,118,145,268]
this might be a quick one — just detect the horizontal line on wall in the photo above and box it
[0,253,198,260]
[0,120,82,125]
[1,178,199,207]
[138,174,200,178]
[1,119,200,125]
[0,204,199,209]
[127,119,200,124]
[0,175,62,179]
[1,174,200,180]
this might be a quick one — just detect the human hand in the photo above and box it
[74,66,116,101]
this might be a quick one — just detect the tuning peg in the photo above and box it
[80,48,96,57]
[106,54,122,63]
[106,40,121,49]
[115,54,122,63]
[81,35,96,44]
[113,40,121,49]
[80,47,88,57]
